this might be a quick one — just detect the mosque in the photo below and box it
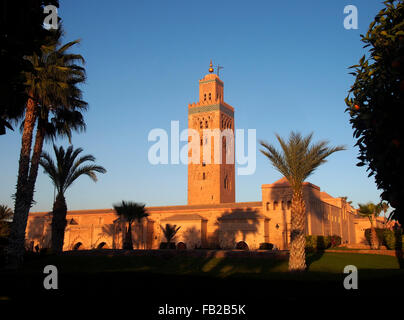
[26,64,373,251]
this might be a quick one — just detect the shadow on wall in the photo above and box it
[210,207,260,250]
[99,221,122,249]
[26,214,52,249]
[182,226,201,249]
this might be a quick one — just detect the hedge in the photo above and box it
[305,235,342,250]
[364,228,403,249]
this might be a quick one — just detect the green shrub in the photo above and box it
[364,228,384,246]
[305,235,316,249]
[305,235,341,251]
[317,236,329,250]
[383,230,396,249]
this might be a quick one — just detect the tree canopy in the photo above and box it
[345,0,404,225]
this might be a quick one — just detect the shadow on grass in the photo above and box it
[306,250,325,269]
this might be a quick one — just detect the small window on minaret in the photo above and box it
[200,138,203,146]
[203,172,206,180]
[202,161,206,167]
[209,93,211,100]
[200,121,203,129]
[204,94,206,101]
[205,121,208,128]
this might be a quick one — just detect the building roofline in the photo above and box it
[29,201,263,216]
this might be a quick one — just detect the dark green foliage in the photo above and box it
[364,228,385,246]
[383,229,396,249]
[0,205,13,237]
[259,243,274,250]
[160,224,181,244]
[113,201,149,250]
[0,0,59,134]
[305,235,342,251]
[345,0,404,225]
[364,228,404,249]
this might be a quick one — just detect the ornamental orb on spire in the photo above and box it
[209,60,214,73]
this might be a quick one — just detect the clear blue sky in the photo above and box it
[0,0,388,213]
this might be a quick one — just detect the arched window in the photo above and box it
[204,94,206,101]
[287,201,291,210]
[203,172,206,180]
[97,242,107,249]
[209,93,211,100]
[73,242,82,250]
[273,201,278,210]
[205,120,208,128]
[266,202,270,211]
[200,121,203,129]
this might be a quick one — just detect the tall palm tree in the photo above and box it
[113,201,149,250]
[8,31,87,266]
[358,202,383,249]
[39,145,106,253]
[161,224,181,246]
[260,132,345,271]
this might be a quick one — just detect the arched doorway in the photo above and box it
[236,241,249,250]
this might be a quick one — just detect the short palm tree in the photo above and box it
[40,145,106,253]
[0,205,13,238]
[113,201,149,250]
[161,224,181,246]
[260,132,345,271]
[358,202,382,249]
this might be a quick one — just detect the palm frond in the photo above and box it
[260,132,346,190]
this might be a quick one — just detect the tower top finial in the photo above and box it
[209,60,214,73]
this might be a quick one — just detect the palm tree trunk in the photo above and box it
[124,222,133,250]
[26,114,47,200]
[370,216,378,249]
[51,193,68,253]
[7,95,37,268]
[289,189,307,271]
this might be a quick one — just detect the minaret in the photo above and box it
[187,61,235,205]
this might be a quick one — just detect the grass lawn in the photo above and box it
[1,251,403,315]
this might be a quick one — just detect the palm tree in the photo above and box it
[39,145,106,253]
[358,202,382,249]
[260,132,345,271]
[0,205,13,238]
[339,196,353,206]
[379,201,390,229]
[8,31,87,266]
[160,224,181,247]
[113,201,149,250]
